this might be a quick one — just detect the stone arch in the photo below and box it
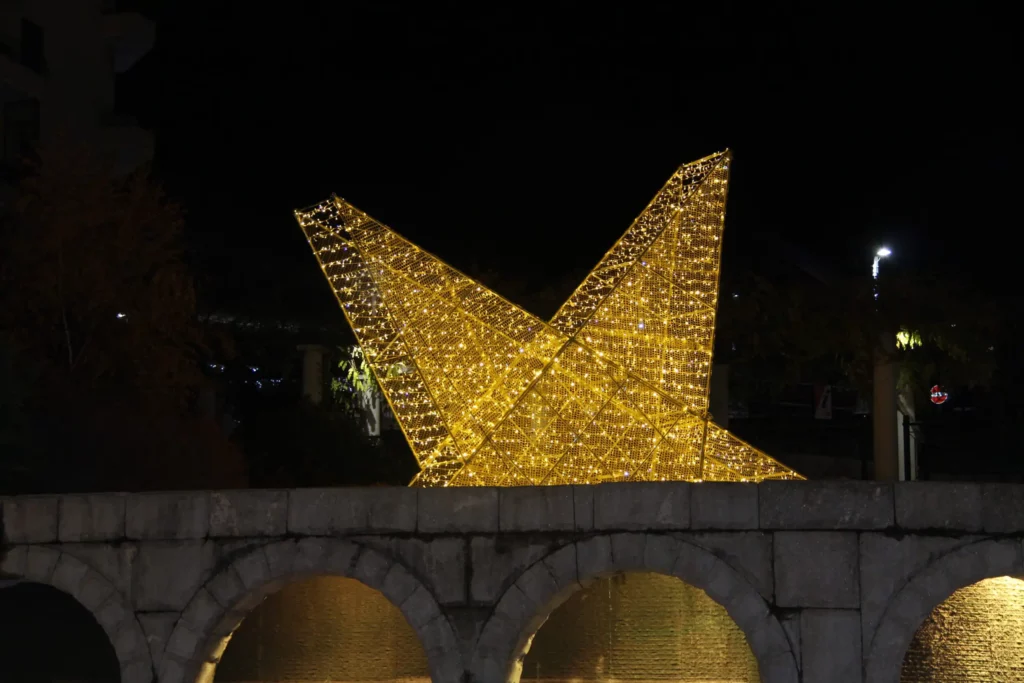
[0,545,152,683]
[471,532,797,683]
[865,537,1024,683]
[161,537,462,683]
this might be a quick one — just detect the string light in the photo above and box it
[294,150,802,486]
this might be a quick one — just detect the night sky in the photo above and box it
[121,2,1018,321]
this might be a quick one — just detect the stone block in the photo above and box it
[470,536,550,604]
[514,561,559,607]
[323,540,361,575]
[77,570,115,611]
[573,485,595,531]
[575,535,613,579]
[542,544,578,591]
[684,531,774,600]
[418,487,497,533]
[761,481,893,529]
[127,492,209,540]
[112,620,149,665]
[982,483,1024,533]
[801,609,862,683]
[59,494,126,542]
[2,496,59,543]
[352,547,393,588]
[775,531,859,608]
[780,611,801,666]
[609,532,647,569]
[593,482,689,530]
[691,482,758,529]
[94,594,127,633]
[133,541,215,611]
[400,584,442,628]
[233,545,271,590]
[206,563,246,608]
[262,540,299,578]
[381,563,421,606]
[121,660,152,683]
[499,487,574,531]
[164,621,201,660]
[671,544,720,595]
[58,543,137,597]
[157,656,188,683]
[859,532,973,649]
[642,533,680,575]
[895,481,982,531]
[180,587,224,634]
[363,537,466,604]
[50,553,90,597]
[138,614,176,663]
[291,537,330,574]
[210,489,288,537]
[0,545,27,577]
[491,583,535,629]
[287,487,416,534]
[24,546,60,582]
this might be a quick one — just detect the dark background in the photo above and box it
[119,1,1019,321]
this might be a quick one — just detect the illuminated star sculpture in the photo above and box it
[295,150,802,486]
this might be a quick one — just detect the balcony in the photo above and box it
[0,39,44,103]
[102,12,155,73]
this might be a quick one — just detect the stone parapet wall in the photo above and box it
[3,481,1024,683]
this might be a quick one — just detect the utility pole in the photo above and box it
[872,247,899,480]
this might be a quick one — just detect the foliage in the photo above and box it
[0,138,246,493]
[0,138,204,409]
[331,345,378,414]
[717,267,999,407]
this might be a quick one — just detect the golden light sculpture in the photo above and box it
[295,150,802,486]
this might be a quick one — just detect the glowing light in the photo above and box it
[876,247,892,258]
[116,312,127,319]
[897,328,922,349]
[295,151,802,486]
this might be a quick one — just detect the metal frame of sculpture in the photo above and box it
[295,150,802,486]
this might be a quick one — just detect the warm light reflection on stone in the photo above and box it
[214,576,430,682]
[522,572,758,682]
[902,575,1024,682]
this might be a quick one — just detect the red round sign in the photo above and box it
[930,385,948,405]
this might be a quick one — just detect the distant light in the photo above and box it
[876,247,892,258]
[116,312,127,319]
[249,366,259,373]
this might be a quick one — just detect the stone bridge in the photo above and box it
[3,481,1024,683]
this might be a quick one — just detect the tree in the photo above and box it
[0,138,246,492]
[718,269,998,407]
[1,138,203,407]
[717,265,1001,478]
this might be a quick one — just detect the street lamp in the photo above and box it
[872,247,891,299]
[872,247,891,279]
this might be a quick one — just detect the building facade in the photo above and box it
[0,0,153,201]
